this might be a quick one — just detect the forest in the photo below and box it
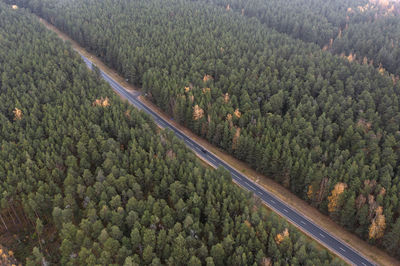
[9,0,400,258]
[0,2,345,265]
[193,0,400,76]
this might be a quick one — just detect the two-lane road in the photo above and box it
[80,54,374,266]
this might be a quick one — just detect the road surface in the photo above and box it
[80,54,374,266]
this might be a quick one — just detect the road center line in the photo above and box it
[339,247,346,252]
[245,181,256,190]
[232,173,241,179]
[208,158,217,164]
[248,183,256,190]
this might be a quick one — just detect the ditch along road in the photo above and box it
[38,17,398,266]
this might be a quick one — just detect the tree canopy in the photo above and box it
[194,0,400,76]
[11,0,400,257]
[0,2,344,264]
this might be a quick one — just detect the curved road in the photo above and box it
[80,54,374,266]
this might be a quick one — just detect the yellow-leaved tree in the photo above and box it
[275,228,289,244]
[369,206,386,239]
[13,108,22,120]
[327,183,347,213]
[193,105,204,120]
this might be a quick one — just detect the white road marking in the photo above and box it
[257,191,262,195]
[319,233,325,238]
[283,209,289,213]
[361,263,367,266]
[339,247,346,252]
[245,181,256,190]
[205,159,217,165]
[271,200,276,204]
[248,184,256,190]
[300,220,306,225]
[232,173,241,179]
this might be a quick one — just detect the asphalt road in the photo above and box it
[80,54,375,266]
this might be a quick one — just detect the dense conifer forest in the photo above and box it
[10,0,400,258]
[0,2,345,265]
[195,0,400,76]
